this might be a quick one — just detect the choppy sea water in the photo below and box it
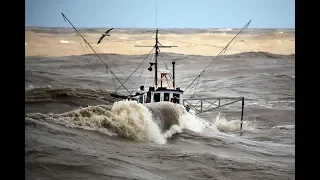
[25,44,295,179]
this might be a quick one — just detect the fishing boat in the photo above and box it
[61,12,251,134]
[126,28,184,105]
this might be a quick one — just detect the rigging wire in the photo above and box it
[76,32,123,91]
[184,19,252,95]
[84,37,128,78]
[76,28,127,90]
[111,71,117,91]
[201,32,244,79]
[139,51,154,79]
[113,47,155,93]
[61,12,131,94]
[74,32,102,90]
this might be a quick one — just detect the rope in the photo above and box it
[61,13,131,94]
[113,47,155,93]
[184,20,251,94]
[85,37,128,78]
[75,32,102,90]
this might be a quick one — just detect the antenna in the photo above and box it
[134,0,178,87]
[156,0,158,28]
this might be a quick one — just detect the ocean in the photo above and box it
[25,28,295,180]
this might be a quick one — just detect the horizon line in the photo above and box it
[25,26,295,29]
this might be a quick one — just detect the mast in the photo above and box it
[135,30,177,88]
[155,29,159,86]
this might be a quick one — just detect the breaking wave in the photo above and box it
[211,113,255,132]
[25,101,205,144]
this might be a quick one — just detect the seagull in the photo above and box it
[97,28,113,44]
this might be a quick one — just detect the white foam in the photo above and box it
[25,84,52,90]
[278,40,282,43]
[48,101,167,144]
[111,100,166,144]
[179,112,204,132]
[163,106,205,139]
[60,40,75,44]
[29,100,256,144]
[278,31,284,33]
[26,84,34,89]
[212,113,255,132]
[273,125,295,130]
[163,124,182,139]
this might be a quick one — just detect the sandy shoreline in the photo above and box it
[25,30,295,57]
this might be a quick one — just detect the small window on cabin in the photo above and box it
[172,93,180,104]
[164,93,170,101]
[146,92,151,103]
[173,93,180,98]
[154,93,160,102]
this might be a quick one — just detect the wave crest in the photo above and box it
[25,101,205,144]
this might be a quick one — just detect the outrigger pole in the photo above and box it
[61,12,131,94]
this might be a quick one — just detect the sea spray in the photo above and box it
[212,112,255,132]
[110,100,166,144]
[25,100,208,144]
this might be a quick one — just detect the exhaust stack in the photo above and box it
[172,62,175,89]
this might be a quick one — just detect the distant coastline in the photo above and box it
[25,27,295,57]
[25,26,295,35]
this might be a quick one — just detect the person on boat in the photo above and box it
[136,85,146,95]
[185,105,190,112]
[170,96,178,103]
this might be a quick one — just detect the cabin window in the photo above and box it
[164,93,170,101]
[154,93,160,102]
[171,93,180,104]
[146,92,151,103]
[173,93,180,98]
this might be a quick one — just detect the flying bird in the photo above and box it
[97,28,113,44]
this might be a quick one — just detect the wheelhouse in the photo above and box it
[128,87,184,104]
